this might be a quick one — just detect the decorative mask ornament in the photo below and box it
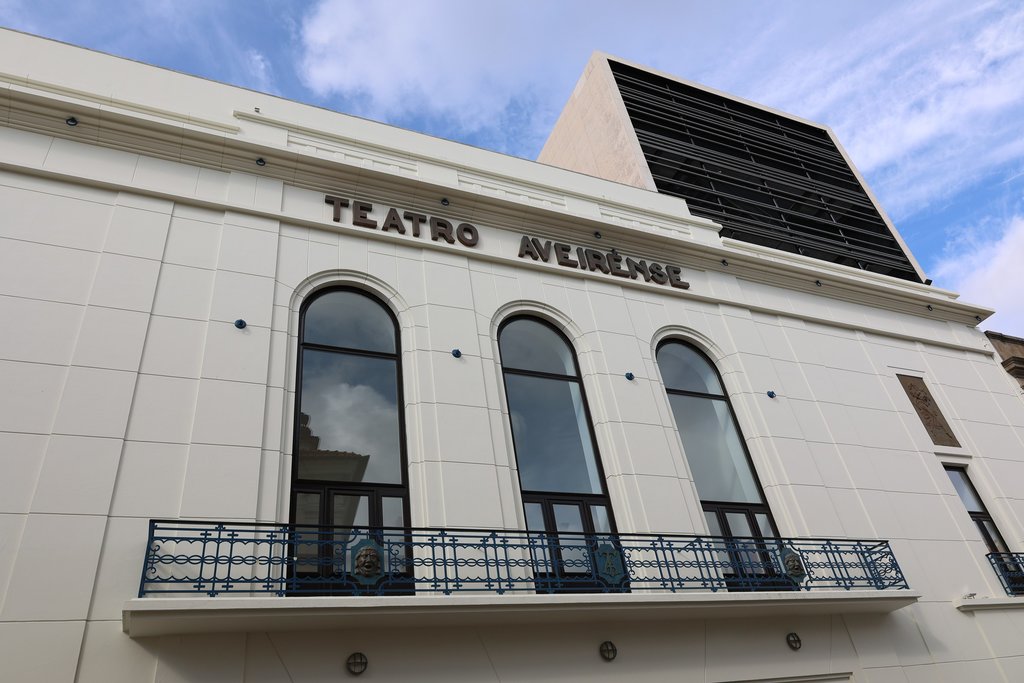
[781,547,807,583]
[350,540,385,584]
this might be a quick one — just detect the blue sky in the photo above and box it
[3,0,1023,335]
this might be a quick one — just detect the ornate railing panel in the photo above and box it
[138,520,909,597]
[988,553,1024,596]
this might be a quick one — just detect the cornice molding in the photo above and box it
[0,76,995,337]
[1001,357,1024,378]
[2,73,239,133]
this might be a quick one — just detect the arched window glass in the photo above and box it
[292,288,408,581]
[500,318,601,494]
[499,319,576,376]
[657,342,723,395]
[302,290,396,354]
[657,341,776,541]
[296,290,403,485]
[499,317,617,589]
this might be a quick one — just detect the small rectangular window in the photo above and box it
[944,466,1008,554]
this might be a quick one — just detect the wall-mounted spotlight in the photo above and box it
[440,198,450,206]
[593,231,602,239]
[721,259,729,266]
[451,349,462,358]
[786,633,802,651]
[255,157,266,167]
[234,319,247,329]
[624,372,635,381]
[346,652,368,675]
[766,390,777,398]
[926,304,934,311]
[975,315,982,322]
[599,641,617,661]
[65,116,79,127]
[814,280,822,287]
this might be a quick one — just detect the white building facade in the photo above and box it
[1,30,1024,682]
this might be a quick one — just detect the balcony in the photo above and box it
[123,520,917,637]
[988,552,1024,596]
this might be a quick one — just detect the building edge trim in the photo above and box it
[0,85,988,324]
[0,156,992,358]
[122,590,921,637]
[954,596,1024,612]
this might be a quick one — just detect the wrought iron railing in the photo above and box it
[988,553,1024,596]
[138,520,909,597]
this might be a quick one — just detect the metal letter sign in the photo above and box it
[517,235,689,289]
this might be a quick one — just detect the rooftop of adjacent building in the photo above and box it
[985,330,1024,388]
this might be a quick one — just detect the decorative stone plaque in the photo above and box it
[897,375,961,447]
[594,543,627,585]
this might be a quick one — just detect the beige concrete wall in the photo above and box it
[538,53,656,191]
[1,124,1023,681]
[0,31,1023,683]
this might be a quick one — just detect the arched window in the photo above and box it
[656,341,776,541]
[499,317,617,585]
[291,288,408,581]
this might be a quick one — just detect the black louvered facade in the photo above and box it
[609,61,921,283]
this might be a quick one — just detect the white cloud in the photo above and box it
[297,0,570,150]
[932,215,1024,335]
[303,378,402,483]
[6,0,1022,297]
[242,48,275,94]
[0,1,282,96]
[294,0,748,153]
[738,1,1024,221]
[294,0,1024,229]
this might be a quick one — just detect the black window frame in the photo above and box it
[290,286,411,588]
[943,465,1024,596]
[656,339,778,539]
[498,315,621,591]
[656,340,791,590]
[943,465,1008,555]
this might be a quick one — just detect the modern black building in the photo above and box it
[541,54,926,283]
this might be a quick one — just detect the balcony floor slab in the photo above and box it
[954,596,1024,612]
[123,590,920,637]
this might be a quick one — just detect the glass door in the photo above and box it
[292,486,409,591]
[704,503,791,590]
[523,496,624,591]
